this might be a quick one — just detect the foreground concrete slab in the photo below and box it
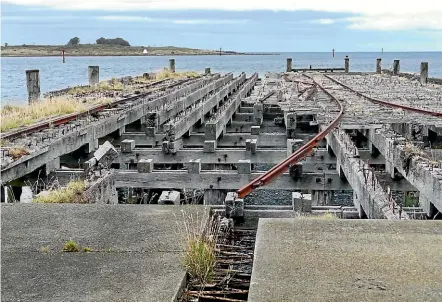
[249,218,442,302]
[1,204,209,302]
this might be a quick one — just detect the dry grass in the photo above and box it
[155,69,199,80]
[8,146,30,160]
[176,209,220,284]
[1,96,112,132]
[33,180,86,203]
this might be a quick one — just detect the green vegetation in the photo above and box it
[83,247,93,253]
[67,37,80,46]
[33,180,86,204]
[178,211,220,284]
[96,37,130,46]
[62,240,80,252]
[40,246,50,253]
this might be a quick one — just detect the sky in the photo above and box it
[1,0,442,52]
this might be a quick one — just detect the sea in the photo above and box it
[2,52,442,105]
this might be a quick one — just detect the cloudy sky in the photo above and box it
[1,0,442,51]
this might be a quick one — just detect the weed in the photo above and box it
[176,209,220,284]
[8,146,30,160]
[33,180,86,203]
[83,247,93,253]
[40,246,50,253]
[155,69,199,80]
[62,240,80,252]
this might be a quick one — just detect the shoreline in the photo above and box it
[0,45,279,57]
[1,53,280,58]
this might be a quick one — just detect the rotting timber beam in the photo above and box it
[326,128,408,219]
[0,77,212,184]
[204,73,258,151]
[369,126,442,214]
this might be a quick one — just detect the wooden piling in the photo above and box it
[393,60,400,75]
[420,62,428,84]
[26,69,40,103]
[169,59,176,73]
[344,56,349,73]
[286,58,292,73]
[88,66,100,87]
[376,58,382,74]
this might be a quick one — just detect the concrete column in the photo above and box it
[312,190,333,206]
[393,60,400,75]
[385,160,395,179]
[204,189,227,205]
[86,139,99,153]
[237,160,251,174]
[26,69,40,103]
[292,192,312,212]
[137,159,153,173]
[121,140,135,153]
[45,157,60,175]
[169,58,176,73]
[376,58,382,74]
[420,62,428,84]
[251,126,260,135]
[204,140,216,153]
[225,192,244,219]
[253,103,263,125]
[187,159,201,174]
[285,112,297,138]
[205,67,211,75]
[286,58,293,72]
[287,139,304,156]
[344,56,350,73]
[88,66,99,87]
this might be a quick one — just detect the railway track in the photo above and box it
[237,71,442,198]
[1,76,203,142]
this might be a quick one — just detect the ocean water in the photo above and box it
[2,52,442,105]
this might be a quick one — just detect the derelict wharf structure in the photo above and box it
[1,57,442,220]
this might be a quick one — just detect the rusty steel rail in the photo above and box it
[324,74,442,118]
[236,75,344,198]
[1,77,193,141]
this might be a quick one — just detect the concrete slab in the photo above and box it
[1,204,209,302]
[249,219,442,302]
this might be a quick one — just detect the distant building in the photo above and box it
[143,49,148,54]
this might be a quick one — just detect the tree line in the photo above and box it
[67,37,130,46]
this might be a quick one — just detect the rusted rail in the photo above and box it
[1,77,193,141]
[324,74,442,118]
[236,75,344,198]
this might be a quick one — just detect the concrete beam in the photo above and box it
[1,76,211,184]
[326,128,407,219]
[205,73,258,141]
[114,170,351,190]
[116,148,385,165]
[369,126,442,214]
[165,74,243,141]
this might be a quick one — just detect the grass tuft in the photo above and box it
[8,146,30,160]
[62,240,80,252]
[177,210,220,284]
[155,69,199,80]
[83,247,93,253]
[33,180,86,203]
[40,246,50,253]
